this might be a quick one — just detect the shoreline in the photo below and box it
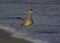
[0,30,33,43]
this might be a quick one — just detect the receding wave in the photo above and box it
[0,24,48,43]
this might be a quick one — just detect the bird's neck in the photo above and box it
[28,10,32,18]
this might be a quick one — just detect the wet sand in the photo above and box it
[0,30,33,43]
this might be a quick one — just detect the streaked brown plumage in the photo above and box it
[21,9,33,27]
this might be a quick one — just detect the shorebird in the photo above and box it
[21,9,33,27]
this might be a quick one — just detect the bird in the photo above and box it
[21,9,33,27]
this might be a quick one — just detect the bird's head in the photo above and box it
[29,9,33,11]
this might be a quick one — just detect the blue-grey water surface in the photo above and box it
[0,0,60,43]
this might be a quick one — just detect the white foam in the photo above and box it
[0,24,17,33]
[11,31,49,43]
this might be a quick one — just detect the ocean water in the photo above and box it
[0,0,60,43]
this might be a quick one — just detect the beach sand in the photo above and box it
[0,30,33,43]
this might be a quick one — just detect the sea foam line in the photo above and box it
[0,24,49,43]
